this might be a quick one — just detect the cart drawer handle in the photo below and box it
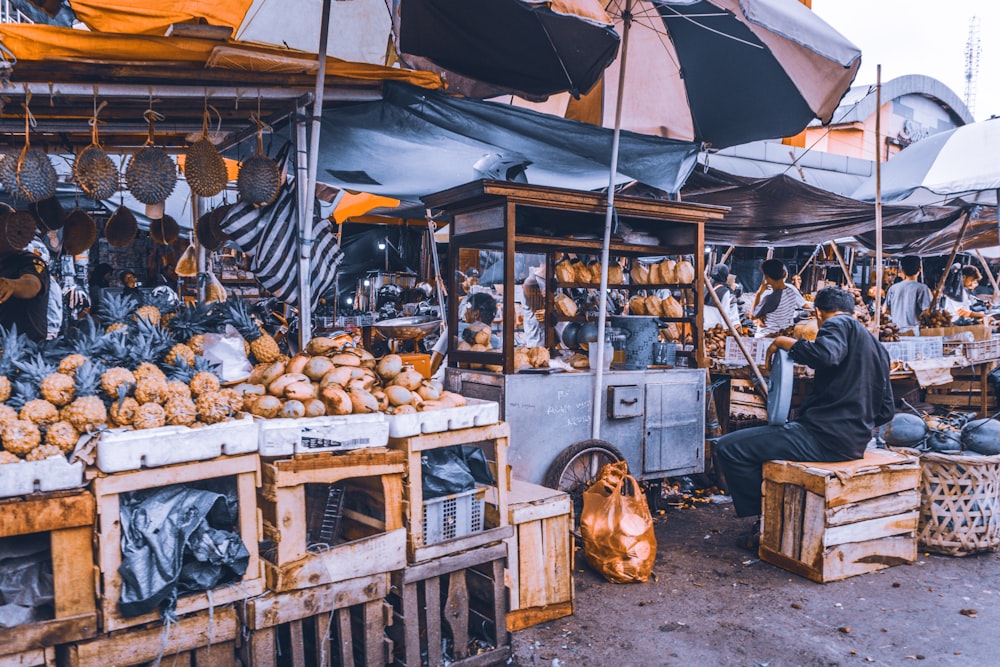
[620,398,638,405]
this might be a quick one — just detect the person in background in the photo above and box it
[715,287,894,547]
[121,270,142,304]
[703,263,741,332]
[884,256,932,335]
[430,291,499,376]
[944,265,991,325]
[0,226,49,342]
[751,259,808,337]
[26,239,62,339]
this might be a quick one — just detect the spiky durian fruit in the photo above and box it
[45,420,79,453]
[0,151,29,204]
[74,145,119,200]
[184,137,228,197]
[15,147,58,203]
[133,403,166,430]
[238,153,280,207]
[149,215,180,246]
[125,146,176,204]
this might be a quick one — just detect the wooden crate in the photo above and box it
[503,480,573,631]
[57,606,241,667]
[760,449,921,583]
[0,490,98,657]
[259,449,406,592]
[389,423,512,564]
[90,454,264,632]
[924,363,997,416]
[387,543,510,667]
[0,648,54,667]
[240,573,391,667]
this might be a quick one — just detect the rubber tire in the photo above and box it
[543,439,624,520]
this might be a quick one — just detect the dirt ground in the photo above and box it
[509,500,1000,667]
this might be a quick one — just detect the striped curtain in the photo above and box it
[218,162,343,310]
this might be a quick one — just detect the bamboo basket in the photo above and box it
[896,448,1000,556]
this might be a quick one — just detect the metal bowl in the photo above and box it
[373,315,441,340]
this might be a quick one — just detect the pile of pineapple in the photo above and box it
[0,293,268,465]
[236,337,466,419]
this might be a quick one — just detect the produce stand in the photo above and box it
[425,180,726,495]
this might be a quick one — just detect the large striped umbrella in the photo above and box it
[853,118,1000,205]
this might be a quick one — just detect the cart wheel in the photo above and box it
[544,439,623,520]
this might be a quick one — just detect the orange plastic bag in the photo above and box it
[580,461,657,583]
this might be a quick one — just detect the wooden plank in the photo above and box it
[51,526,96,618]
[0,648,53,667]
[192,641,237,667]
[0,491,94,536]
[447,647,513,667]
[312,612,332,667]
[399,577,422,667]
[507,601,574,632]
[509,494,571,525]
[445,571,470,660]
[245,573,389,630]
[90,454,258,496]
[60,607,239,667]
[271,448,404,474]
[388,422,510,454]
[820,535,917,583]
[779,485,804,559]
[760,480,785,552]
[363,600,383,667]
[826,469,922,508]
[0,614,97,656]
[759,545,826,583]
[424,577,443,667]
[798,491,826,570]
[272,456,405,487]
[410,525,514,565]
[823,511,919,547]
[826,490,921,527]
[405,450,424,549]
[382,473,404,532]
[336,607,355,667]
[264,529,406,592]
[544,514,572,606]
[289,620,306,667]
[402,542,508,584]
[247,629,277,667]
[491,558,508,653]
[516,521,547,609]
[273,485,307,564]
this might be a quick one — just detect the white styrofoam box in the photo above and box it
[386,398,500,438]
[257,412,389,457]
[724,337,773,367]
[881,336,944,362]
[0,455,85,498]
[96,414,259,473]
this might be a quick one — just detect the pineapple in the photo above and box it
[26,444,64,461]
[164,396,197,426]
[109,393,139,427]
[225,300,281,363]
[0,450,21,464]
[0,404,18,428]
[168,303,221,356]
[134,362,167,385]
[0,325,31,402]
[44,420,79,453]
[195,392,231,424]
[219,387,244,413]
[57,354,87,376]
[164,343,195,367]
[1,419,41,456]
[190,371,221,398]
[133,403,166,430]
[101,367,136,400]
[167,356,222,398]
[20,399,59,429]
[64,362,108,433]
[0,376,9,404]
[17,354,74,408]
[164,381,192,401]
[134,305,161,327]
[95,292,138,334]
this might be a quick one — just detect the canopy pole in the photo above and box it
[719,245,735,265]
[592,0,632,441]
[425,209,447,332]
[874,64,883,330]
[704,267,767,399]
[974,249,999,305]
[933,210,973,302]
[297,0,333,348]
[193,194,206,303]
[828,241,856,290]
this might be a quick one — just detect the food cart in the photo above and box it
[423,180,727,498]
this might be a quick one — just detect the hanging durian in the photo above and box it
[75,100,119,201]
[149,215,180,246]
[125,109,177,205]
[62,209,98,255]
[0,152,29,205]
[176,243,198,277]
[184,105,228,197]
[237,119,280,207]
[16,148,57,204]
[105,206,138,248]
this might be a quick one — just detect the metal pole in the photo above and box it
[874,65,884,330]
[592,0,632,440]
[425,210,447,332]
[297,0,333,348]
[193,194,207,303]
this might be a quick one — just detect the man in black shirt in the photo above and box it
[0,225,49,342]
[716,287,894,531]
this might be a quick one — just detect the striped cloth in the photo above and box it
[218,159,343,309]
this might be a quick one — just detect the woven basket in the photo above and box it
[894,447,1000,556]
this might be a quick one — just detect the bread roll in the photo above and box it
[555,259,576,284]
[555,293,578,317]
[630,262,650,285]
[629,295,647,316]
[644,294,662,315]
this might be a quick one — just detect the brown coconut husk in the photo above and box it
[29,196,66,232]
[106,206,138,248]
[62,208,97,255]
[149,214,180,246]
[195,203,233,251]
[1,209,36,250]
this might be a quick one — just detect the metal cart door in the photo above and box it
[643,373,705,475]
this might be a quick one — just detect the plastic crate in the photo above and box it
[954,336,1000,363]
[420,486,485,545]
[724,337,772,366]
[880,336,944,362]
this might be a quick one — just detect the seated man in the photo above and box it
[715,287,894,544]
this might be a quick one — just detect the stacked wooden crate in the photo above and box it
[387,422,514,666]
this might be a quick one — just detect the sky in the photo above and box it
[811,1,1000,121]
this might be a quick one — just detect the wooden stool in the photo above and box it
[760,448,921,583]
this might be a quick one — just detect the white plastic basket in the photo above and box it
[724,337,773,367]
[420,486,485,545]
[880,336,944,362]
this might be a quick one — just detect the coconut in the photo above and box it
[29,197,66,232]
[105,206,138,248]
[62,209,97,255]
[149,215,180,245]
[0,210,36,250]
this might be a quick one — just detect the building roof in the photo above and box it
[813,74,974,127]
